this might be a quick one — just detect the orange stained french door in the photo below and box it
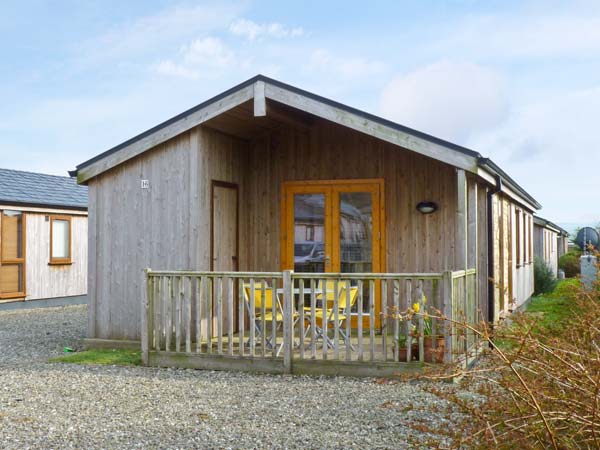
[0,210,26,300]
[281,179,385,328]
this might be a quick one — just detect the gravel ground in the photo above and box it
[0,305,464,449]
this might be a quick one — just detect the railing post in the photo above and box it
[442,270,454,364]
[283,270,293,374]
[141,268,151,366]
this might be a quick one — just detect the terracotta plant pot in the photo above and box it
[424,336,445,363]
[397,343,419,362]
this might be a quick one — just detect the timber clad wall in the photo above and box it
[0,210,87,301]
[492,194,534,317]
[245,121,459,273]
[89,120,494,340]
[534,224,559,276]
[88,129,247,340]
[88,116,531,340]
[476,179,489,321]
[26,213,87,300]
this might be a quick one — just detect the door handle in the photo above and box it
[325,255,330,267]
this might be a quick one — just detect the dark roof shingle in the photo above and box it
[0,168,88,210]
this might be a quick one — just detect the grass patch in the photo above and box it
[50,348,142,366]
[525,278,580,333]
[496,278,580,350]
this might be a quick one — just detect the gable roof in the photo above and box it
[0,168,88,210]
[73,74,540,210]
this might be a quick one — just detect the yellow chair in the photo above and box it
[305,285,359,350]
[243,282,299,356]
[302,280,344,314]
[243,283,283,320]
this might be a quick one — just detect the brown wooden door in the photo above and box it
[211,181,239,334]
[0,210,26,300]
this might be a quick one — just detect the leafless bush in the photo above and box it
[417,279,600,449]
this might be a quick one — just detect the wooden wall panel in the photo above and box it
[476,182,489,321]
[491,194,535,317]
[89,127,247,340]
[90,117,508,340]
[242,121,458,275]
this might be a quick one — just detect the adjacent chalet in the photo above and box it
[533,216,569,277]
[0,169,88,304]
[73,76,542,375]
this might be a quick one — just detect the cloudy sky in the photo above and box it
[1,0,598,225]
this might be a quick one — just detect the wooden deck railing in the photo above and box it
[141,269,479,377]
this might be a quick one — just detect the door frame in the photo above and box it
[281,178,386,273]
[210,180,239,272]
[280,179,386,328]
[0,210,27,300]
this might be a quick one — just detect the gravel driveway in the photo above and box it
[0,305,462,449]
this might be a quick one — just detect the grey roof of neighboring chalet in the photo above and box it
[534,215,569,236]
[0,168,88,210]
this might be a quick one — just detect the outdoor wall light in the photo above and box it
[416,201,439,214]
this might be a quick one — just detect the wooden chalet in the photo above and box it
[73,76,541,376]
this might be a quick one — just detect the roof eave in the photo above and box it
[534,215,569,236]
[70,74,539,216]
[0,199,88,211]
[73,75,485,184]
[477,158,542,210]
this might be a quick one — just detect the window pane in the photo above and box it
[0,264,23,294]
[340,192,372,273]
[339,192,373,314]
[1,211,23,260]
[52,219,70,259]
[294,194,325,273]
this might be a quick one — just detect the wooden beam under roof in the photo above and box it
[77,84,254,183]
[264,83,478,174]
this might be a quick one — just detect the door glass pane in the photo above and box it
[1,211,23,260]
[340,192,372,272]
[339,192,372,313]
[52,219,70,259]
[0,264,24,294]
[294,194,325,272]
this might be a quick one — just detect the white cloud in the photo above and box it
[0,78,228,175]
[155,37,237,80]
[154,60,201,81]
[467,86,600,223]
[307,49,385,80]
[76,3,243,65]
[435,12,600,60]
[182,37,235,67]
[229,18,304,41]
[379,60,508,143]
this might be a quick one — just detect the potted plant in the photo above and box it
[412,296,445,363]
[423,315,445,363]
[396,334,419,362]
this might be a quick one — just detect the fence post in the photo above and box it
[283,270,293,374]
[141,268,151,366]
[442,270,454,364]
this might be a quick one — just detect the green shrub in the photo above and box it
[534,257,558,295]
[559,250,581,278]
